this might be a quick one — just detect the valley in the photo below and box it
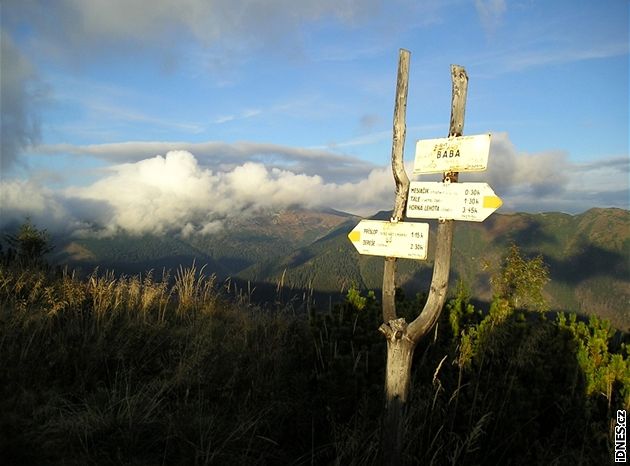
[49,207,630,329]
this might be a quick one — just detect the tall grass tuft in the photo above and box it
[174,262,216,316]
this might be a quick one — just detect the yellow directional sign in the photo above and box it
[348,220,429,260]
[406,181,502,222]
[413,133,491,174]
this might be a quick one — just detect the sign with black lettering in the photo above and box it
[406,181,502,222]
[413,133,491,174]
[348,220,429,259]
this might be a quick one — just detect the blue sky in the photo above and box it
[1,0,628,236]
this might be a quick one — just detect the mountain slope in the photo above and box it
[57,233,228,277]
[41,207,629,328]
[238,208,630,329]
[53,208,355,277]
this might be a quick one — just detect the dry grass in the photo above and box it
[0,262,622,465]
[174,262,216,316]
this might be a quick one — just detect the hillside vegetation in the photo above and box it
[55,208,353,278]
[238,208,630,329]
[49,208,629,329]
[0,223,628,464]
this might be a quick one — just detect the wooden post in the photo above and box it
[380,59,468,465]
[407,65,467,341]
[383,49,411,323]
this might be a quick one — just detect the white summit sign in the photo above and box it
[413,133,491,174]
[406,181,502,222]
[348,219,429,260]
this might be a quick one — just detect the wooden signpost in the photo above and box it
[346,50,502,466]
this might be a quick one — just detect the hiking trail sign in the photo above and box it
[406,181,502,222]
[413,133,491,174]
[347,219,429,260]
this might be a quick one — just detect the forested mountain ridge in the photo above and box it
[53,208,356,277]
[237,207,630,329]
[43,207,630,329]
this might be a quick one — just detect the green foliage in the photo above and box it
[558,313,630,410]
[419,291,619,464]
[345,283,370,311]
[490,243,550,312]
[446,280,478,339]
[429,260,628,464]
[2,219,54,268]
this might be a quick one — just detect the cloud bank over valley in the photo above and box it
[2,133,627,237]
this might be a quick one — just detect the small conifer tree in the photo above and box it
[2,219,53,268]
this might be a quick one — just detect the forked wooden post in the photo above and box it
[380,54,468,465]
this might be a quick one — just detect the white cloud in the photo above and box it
[2,134,627,237]
[0,179,97,233]
[66,151,218,235]
[487,132,569,196]
[33,150,390,236]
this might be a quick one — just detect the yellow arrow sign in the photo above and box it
[407,181,503,222]
[348,230,361,242]
[483,196,503,209]
[347,220,429,260]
